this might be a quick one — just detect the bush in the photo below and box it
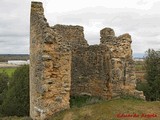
[0,72,9,106]
[0,72,9,93]
[70,95,102,107]
[137,49,160,101]
[0,65,29,116]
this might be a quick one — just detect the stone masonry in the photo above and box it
[30,2,145,120]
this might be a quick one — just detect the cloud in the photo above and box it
[46,5,160,55]
[0,36,29,54]
[136,0,149,5]
[0,0,30,54]
[0,0,159,56]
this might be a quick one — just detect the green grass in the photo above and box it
[135,64,145,71]
[0,68,17,77]
[50,97,160,120]
[70,95,102,108]
[1,97,160,120]
[0,116,31,120]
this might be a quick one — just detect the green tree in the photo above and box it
[0,72,9,94]
[1,65,29,116]
[0,72,9,105]
[138,49,160,101]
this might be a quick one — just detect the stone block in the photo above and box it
[42,54,52,61]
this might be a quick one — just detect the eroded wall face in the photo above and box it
[30,2,145,120]
[71,45,112,99]
[52,24,89,49]
[30,2,45,119]
[52,25,112,99]
[100,28,145,99]
[30,2,71,120]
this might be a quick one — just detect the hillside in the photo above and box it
[51,98,160,120]
[0,98,160,120]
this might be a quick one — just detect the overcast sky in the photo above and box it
[0,0,160,57]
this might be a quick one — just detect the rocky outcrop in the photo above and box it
[30,2,145,120]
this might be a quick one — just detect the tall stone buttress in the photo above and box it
[30,2,71,120]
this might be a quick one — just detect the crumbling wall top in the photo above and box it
[52,24,88,48]
[117,33,132,43]
[100,27,115,38]
[31,2,44,15]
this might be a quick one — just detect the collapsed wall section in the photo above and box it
[30,2,71,120]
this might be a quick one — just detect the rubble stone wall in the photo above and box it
[71,45,112,99]
[52,24,88,48]
[30,2,71,120]
[100,28,144,98]
[30,2,145,120]
[52,25,112,99]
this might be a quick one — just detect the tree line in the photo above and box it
[137,49,160,101]
[0,65,29,117]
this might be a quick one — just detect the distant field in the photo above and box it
[135,61,146,82]
[0,67,17,76]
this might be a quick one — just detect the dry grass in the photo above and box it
[50,98,160,120]
[0,98,160,120]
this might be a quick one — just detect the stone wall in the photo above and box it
[30,2,71,120]
[52,25,112,99]
[100,28,144,98]
[52,24,88,49]
[30,2,145,120]
[71,45,112,99]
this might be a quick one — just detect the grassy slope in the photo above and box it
[0,68,16,77]
[0,117,31,120]
[0,98,160,120]
[51,99,160,120]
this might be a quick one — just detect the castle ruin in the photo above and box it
[30,2,145,120]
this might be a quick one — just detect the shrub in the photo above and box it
[0,65,29,116]
[70,95,102,107]
[136,49,160,101]
[0,72,9,105]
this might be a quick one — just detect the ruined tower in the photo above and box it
[30,2,145,120]
[30,2,71,120]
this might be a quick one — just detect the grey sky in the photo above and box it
[0,0,160,57]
